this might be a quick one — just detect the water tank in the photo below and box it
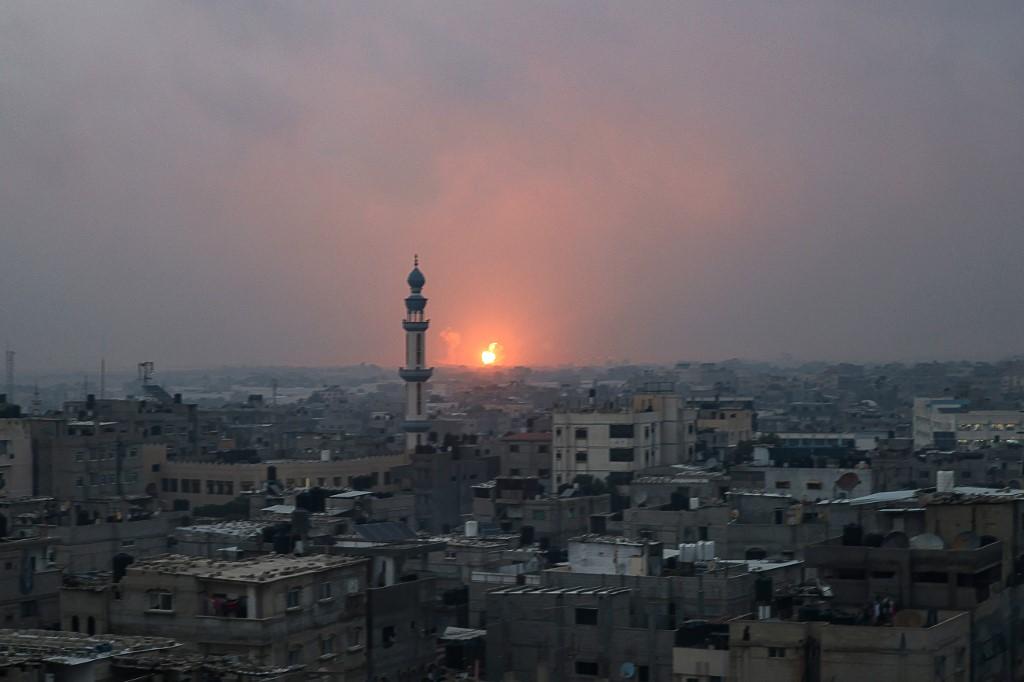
[695,541,709,561]
[937,470,955,493]
[320,449,331,462]
[465,520,479,538]
[689,497,700,510]
[680,543,697,562]
[842,524,864,546]
[705,540,716,559]
[755,575,773,603]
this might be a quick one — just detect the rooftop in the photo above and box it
[174,520,269,537]
[490,585,631,596]
[569,533,654,547]
[0,629,179,666]
[127,553,366,582]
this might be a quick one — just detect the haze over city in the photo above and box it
[3,2,1023,371]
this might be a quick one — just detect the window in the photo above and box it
[806,481,822,490]
[532,510,547,521]
[609,448,634,462]
[575,607,598,625]
[509,444,520,453]
[774,481,791,489]
[382,625,396,648]
[575,661,599,676]
[312,635,333,661]
[345,578,361,594]
[148,591,173,611]
[318,582,333,601]
[286,587,302,609]
[575,452,588,462]
[348,626,363,650]
[609,424,634,439]
[287,645,303,666]
[768,647,786,658]
[538,445,549,454]
[575,428,588,440]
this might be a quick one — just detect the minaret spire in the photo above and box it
[399,257,433,452]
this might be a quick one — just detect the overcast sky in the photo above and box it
[2,2,1023,371]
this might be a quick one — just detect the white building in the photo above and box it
[913,398,1024,450]
[552,392,691,487]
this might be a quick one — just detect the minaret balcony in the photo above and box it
[402,320,430,332]
[399,367,434,382]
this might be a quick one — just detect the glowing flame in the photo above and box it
[481,342,498,366]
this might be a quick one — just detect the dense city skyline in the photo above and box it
[3,3,1023,371]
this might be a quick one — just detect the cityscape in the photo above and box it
[3,3,1024,682]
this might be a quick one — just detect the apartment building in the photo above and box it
[913,398,1024,450]
[552,392,690,487]
[108,553,370,676]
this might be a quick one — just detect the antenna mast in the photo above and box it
[4,348,13,404]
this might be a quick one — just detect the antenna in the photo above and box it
[4,347,13,404]
[271,378,278,407]
[30,384,41,417]
[99,358,106,399]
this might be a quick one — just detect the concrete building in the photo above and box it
[328,537,446,681]
[108,553,370,675]
[0,419,34,501]
[486,585,677,682]
[807,483,1024,681]
[471,476,610,549]
[499,431,553,489]
[730,462,872,500]
[728,609,970,682]
[402,441,500,533]
[0,534,61,630]
[552,392,689,487]
[48,512,187,572]
[688,398,756,460]
[152,451,408,509]
[913,397,1024,450]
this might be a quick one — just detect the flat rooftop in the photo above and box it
[128,553,365,582]
[0,629,179,666]
[174,520,269,537]
[490,585,631,596]
[569,533,654,546]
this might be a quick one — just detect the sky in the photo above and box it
[2,2,1023,371]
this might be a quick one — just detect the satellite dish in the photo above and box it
[909,533,945,550]
[620,662,637,679]
[881,531,909,549]
[893,610,924,628]
[951,531,980,551]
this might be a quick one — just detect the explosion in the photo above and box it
[481,342,498,366]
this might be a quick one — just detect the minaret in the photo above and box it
[399,256,433,452]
